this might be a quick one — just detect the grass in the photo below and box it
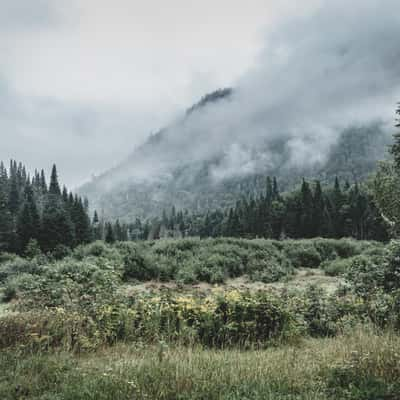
[1,327,399,400]
[0,301,11,316]
[123,268,342,298]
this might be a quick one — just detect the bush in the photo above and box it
[0,252,17,265]
[10,259,121,312]
[284,242,322,268]
[322,257,355,276]
[24,239,42,259]
[2,281,16,302]
[249,259,292,283]
[382,240,400,292]
[176,266,198,284]
[122,245,158,281]
[0,257,42,284]
[50,244,71,260]
[345,256,383,298]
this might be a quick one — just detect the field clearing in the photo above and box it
[123,268,342,296]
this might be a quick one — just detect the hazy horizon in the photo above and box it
[2,0,400,189]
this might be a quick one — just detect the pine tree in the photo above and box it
[312,181,326,237]
[49,164,61,196]
[17,184,40,252]
[41,197,75,252]
[40,169,47,193]
[331,177,344,238]
[272,177,279,201]
[391,103,400,171]
[0,189,14,252]
[92,210,102,240]
[105,223,115,244]
[41,167,74,252]
[71,195,92,245]
[8,172,20,215]
[300,179,314,238]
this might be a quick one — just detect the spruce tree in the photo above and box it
[105,223,115,244]
[17,185,40,252]
[41,166,74,252]
[49,164,61,195]
[331,177,344,238]
[92,210,102,240]
[391,103,400,171]
[0,189,13,252]
[300,179,314,238]
[8,173,20,215]
[312,181,326,237]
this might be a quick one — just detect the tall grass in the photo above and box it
[1,327,399,400]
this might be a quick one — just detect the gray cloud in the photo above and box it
[101,0,399,186]
[2,0,399,190]
[0,0,60,31]
[2,0,292,186]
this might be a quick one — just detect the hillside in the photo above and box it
[80,89,391,222]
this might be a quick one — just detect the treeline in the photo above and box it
[128,177,389,242]
[0,161,92,254]
[0,165,391,253]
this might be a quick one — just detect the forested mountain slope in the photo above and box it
[80,89,391,222]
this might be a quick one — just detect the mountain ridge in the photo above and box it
[80,89,391,222]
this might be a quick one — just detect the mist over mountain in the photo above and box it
[80,0,400,221]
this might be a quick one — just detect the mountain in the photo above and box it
[79,88,392,222]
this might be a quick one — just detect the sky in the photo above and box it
[89,0,400,190]
[0,0,322,188]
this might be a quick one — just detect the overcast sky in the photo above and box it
[0,0,324,188]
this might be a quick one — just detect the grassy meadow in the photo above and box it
[1,237,400,399]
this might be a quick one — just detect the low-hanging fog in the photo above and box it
[92,0,400,191]
[2,0,400,190]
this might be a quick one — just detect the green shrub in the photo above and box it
[322,257,355,276]
[11,259,120,312]
[122,245,157,281]
[50,244,71,260]
[24,239,42,259]
[345,256,384,298]
[0,252,17,265]
[284,242,322,268]
[249,259,292,283]
[0,257,42,283]
[176,266,198,284]
[382,240,400,293]
[2,281,16,302]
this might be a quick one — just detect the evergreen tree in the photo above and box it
[71,195,92,245]
[272,177,279,200]
[92,210,102,240]
[40,169,47,193]
[41,194,75,252]
[0,189,14,252]
[105,223,115,244]
[17,185,40,252]
[391,103,400,172]
[312,181,326,237]
[8,172,20,215]
[300,179,314,238]
[49,164,61,195]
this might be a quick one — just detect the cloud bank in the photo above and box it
[103,0,399,187]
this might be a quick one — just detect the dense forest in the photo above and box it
[141,177,388,242]
[0,167,392,256]
[0,162,91,254]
